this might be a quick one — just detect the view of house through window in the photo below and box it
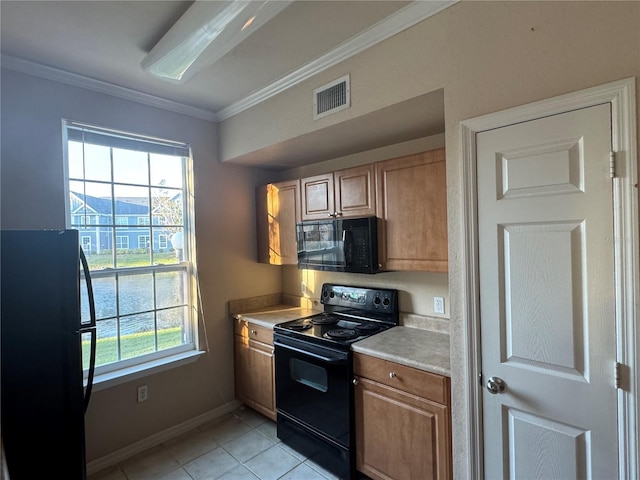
[64,121,195,375]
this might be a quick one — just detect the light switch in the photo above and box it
[434,296,445,314]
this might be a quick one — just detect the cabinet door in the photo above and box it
[354,377,451,480]
[334,164,375,218]
[376,149,448,272]
[256,180,300,265]
[234,335,276,421]
[301,173,334,220]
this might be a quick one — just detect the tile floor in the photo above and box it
[88,406,351,480]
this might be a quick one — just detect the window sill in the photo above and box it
[89,350,206,392]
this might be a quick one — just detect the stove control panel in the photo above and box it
[321,283,398,314]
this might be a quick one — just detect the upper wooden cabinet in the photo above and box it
[376,148,448,272]
[256,179,300,265]
[301,164,375,220]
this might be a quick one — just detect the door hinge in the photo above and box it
[615,362,622,389]
[610,151,616,178]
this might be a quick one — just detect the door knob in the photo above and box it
[486,376,506,394]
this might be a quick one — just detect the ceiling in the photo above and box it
[0,0,450,168]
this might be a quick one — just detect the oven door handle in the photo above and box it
[274,340,346,364]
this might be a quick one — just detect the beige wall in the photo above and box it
[0,69,283,461]
[219,1,640,476]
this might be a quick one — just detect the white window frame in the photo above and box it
[63,120,200,385]
[158,234,168,250]
[137,217,150,226]
[115,216,129,226]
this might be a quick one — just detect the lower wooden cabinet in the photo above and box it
[233,319,276,421]
[354,353,452,480]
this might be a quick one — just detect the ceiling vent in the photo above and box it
[313,74,350,120]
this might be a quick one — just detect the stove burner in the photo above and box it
[325,328,358,340]
[355,323,380,334]
[311,314,338,325]
[288,323,312,331]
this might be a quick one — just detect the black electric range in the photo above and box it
[273,283,399,479]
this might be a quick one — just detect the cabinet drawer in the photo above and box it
[353,353,450,405]
[234,319,273,345]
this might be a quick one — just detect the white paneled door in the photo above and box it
[477,103,618,479]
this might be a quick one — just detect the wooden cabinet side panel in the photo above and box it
[256,184,270,264]
[376,149,448,272]
[270,180,300,265]
[355,377,451,480]
[334,164,376,217]
[301,173,334,220]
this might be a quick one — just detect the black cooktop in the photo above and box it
[273,284,399,351]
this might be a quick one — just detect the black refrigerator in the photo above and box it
[1,229,97,480]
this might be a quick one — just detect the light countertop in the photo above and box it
[352,326,450,377]
[233,305,450,377]
[233,305,318,329]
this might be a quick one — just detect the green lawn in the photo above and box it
[86,251,179,269]
[82,327,183,369]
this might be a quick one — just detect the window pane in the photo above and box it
[93,318,118,368]
[120,313,155,359]
[84,143,112,182]
[150,153,183,188]
[81,330,94,370]
[83,230,114,270]
[165,228,185,264]
[81,275,117,322]
[155,271,185,309]
[118,273,154,315]
[84,181,113,220]
[157,307,188,350]
[113,149,148,185]
[68,141,84,179]
[114,184,148,218]
[151,187,183,227]
[115,228,150,266]
[69,180,86,226]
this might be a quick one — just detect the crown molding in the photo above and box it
[0,55,219,122]
[216,0,458,121]
[1,0,457,124]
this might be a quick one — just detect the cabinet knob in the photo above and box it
[389,372,397,379]
[251,329,257,335]
[327,213,335,218]
[352,378,359,386]
[336,212,343,217]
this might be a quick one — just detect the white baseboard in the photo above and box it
[87,400,241,476]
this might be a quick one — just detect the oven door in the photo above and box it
[274,334,351,448]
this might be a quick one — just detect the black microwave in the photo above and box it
[296,216,379,274]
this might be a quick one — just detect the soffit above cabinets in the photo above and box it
[225,89,445,170]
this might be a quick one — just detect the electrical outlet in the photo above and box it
[434,297,445,314]
[137,385,148,403]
